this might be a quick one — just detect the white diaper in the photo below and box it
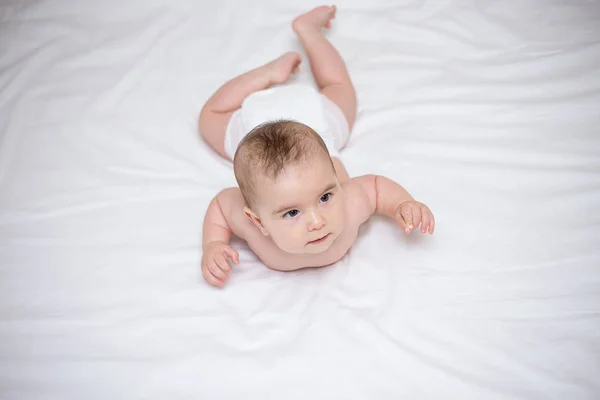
[224,84,350,159]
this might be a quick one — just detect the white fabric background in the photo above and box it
[0,1,599,399]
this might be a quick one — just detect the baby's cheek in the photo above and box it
[329,206,345,225]
[277,221,305,249]
[290,224,306,243]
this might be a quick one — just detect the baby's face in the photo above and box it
[251,154,346,254]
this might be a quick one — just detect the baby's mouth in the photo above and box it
[307,233,331,245]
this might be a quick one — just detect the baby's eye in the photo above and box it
[283,209,299,219]
[320,193,332,203]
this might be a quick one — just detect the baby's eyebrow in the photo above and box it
[273,203,298,215]
[320,183,337,194]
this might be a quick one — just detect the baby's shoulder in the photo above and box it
[215,187,247,229]
[216,186,245,209]
[342,175,377,224]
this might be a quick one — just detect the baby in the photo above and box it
[199,5,434,287]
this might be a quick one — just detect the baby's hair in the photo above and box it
[233,120,331,209]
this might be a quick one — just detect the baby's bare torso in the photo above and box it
[220,178,373,271]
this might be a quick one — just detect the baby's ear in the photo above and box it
[243,206,269,236]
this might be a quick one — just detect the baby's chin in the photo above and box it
[281,233,338,255]
[301,245,331,255]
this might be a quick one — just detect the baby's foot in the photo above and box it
[268,52,302,85]
[292,5,336,34]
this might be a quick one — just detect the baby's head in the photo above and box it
[233,120,346,254]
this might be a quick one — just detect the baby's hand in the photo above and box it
[395,201,435,234]
[201,241,239,288]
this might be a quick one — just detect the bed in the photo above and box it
[1,1,599,398]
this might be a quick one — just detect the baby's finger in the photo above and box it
[421,209,430,234]
[429,213,435,234]
[224,246,239,264]
[400,207,414,233]
[207,264,228,285]
[211,257,231,277]
[202,266,225,288]
[411,206,422,230]
[396,212,409,232]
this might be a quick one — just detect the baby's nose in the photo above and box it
[308,210,325,231]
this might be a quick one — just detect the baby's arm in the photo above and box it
[201,189,240,287]
[354,175,435,234]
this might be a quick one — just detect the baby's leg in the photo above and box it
[292,5,356,181]
[199,52,302,160]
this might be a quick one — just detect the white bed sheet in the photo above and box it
[1,1,599,399]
